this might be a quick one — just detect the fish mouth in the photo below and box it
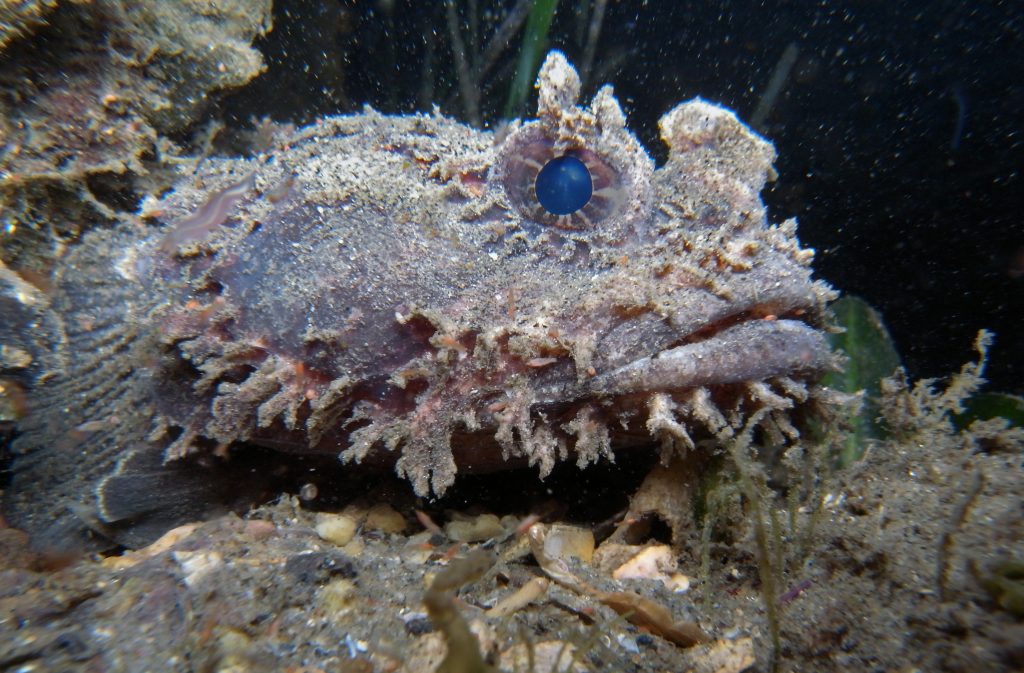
[516,280,835,417]
[587,317,831,397]
[442,309,835,479]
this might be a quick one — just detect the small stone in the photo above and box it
[344,535,366,557]
[541,524,595,565]
[403,615,434,636]
[315,512,358,546]
[215,628,255,672]
[593,542,638,573]
[243,519,276,539]
[401,633,447,673]
[402,532,437,564]
[611,544,685,592]
[318,577,358,614]
[683,637,755,673]
[667,572,691,594]
[444,513,503,542]
[613,544,674,579]
[617,633,640,654]
[0,345,31,369]
[364,503,406,534]
[299,482,319,501]
[173,550,224,587]
[104,522,199,570]
[285,551,357,584]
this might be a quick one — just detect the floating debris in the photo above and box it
[528,523,708,648]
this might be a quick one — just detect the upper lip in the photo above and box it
[588,318,831,396]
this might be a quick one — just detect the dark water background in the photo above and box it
[225,0,1023,394]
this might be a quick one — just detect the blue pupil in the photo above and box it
[535,155,592,216]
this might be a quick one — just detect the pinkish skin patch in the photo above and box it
[158,172,256,255]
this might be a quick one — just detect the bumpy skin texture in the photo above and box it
[2,53,836,548]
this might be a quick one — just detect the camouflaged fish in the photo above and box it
[0,53,837,548]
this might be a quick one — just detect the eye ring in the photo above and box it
[492,119,652,244]
[493,126,630,233]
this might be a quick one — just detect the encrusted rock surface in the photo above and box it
[0,0,272,268]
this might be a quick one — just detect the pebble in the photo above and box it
[364,503,407,534]
[319,577,358,614]
[315,512,359,546]
[444,513,503,542]
[540,524,595,564]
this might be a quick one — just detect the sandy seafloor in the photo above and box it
[1,391,1022,673]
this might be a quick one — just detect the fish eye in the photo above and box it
[494,127,633,234]
[535,155,593,216]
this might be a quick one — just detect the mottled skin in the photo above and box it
[1,53,836,548]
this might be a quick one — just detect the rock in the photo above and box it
[540,524,595,565]
[365,504,407,534]
[444,513,503,542]
[315,512,359,546]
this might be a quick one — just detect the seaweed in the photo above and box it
[880,329,992,443]
[720,411,784,666]
[972,559,1024,617]
[823,299,1021,464]
[423,548,500,673]
[953,392,1024,431]
[820,295,901,465]
[694,389,842,670]
[504,0,560,118]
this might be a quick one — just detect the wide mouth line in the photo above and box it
[588,316,829,397]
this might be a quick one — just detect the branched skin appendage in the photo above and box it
[4,51,840,547]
